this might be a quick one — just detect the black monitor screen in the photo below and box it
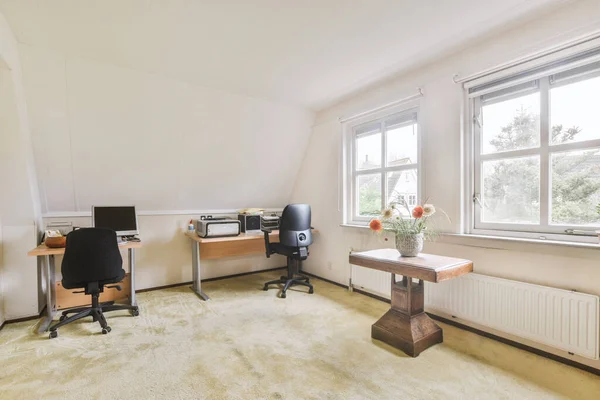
[93,206,138,234]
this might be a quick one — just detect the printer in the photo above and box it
[196,217,241,238]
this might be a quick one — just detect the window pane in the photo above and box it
[357,174,381,216]
[387,123,417,166]
[550,76,600,145]
[481,156,540,223]
[481,93,540,154]
[551,148,600,225]
[356,132,381,170]
[387,170,417,217]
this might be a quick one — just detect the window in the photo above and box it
[471,58,600,239]
[345,109,420,224]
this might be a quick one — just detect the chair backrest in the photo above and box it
[61,228,123,286]
[278,204,312,248]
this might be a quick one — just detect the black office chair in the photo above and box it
[48,228,139,338]
[262,204,314,298]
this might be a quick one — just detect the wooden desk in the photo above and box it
[349,249,472,357]
[27,241,142,334]
[185,231,280,300]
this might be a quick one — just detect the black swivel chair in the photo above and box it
[262,204,314,298]
[48,228,139,339]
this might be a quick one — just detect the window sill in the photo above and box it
[439,233,600,251]
[340,223,600,251]
[340,223,370,230]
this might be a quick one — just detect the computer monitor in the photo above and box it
[92,206,139,236]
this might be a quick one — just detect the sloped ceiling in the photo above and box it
[15,42,315,213]
[0,0,569,110]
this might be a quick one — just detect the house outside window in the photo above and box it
[407,194,417,206]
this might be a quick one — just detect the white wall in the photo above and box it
[19,44,315,213]
[291,0,600,369]
[0,11,41,320]
[0,222,3,326]
[0,69,36,224]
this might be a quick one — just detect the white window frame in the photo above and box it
[467,63,600,243]
[342,105,421,226]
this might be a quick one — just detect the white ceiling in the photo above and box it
[0,0,569,110]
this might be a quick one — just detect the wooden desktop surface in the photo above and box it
[28,241,143,257]
[186,231,279,260]
[349,248,472,283]
[186,230,317,260]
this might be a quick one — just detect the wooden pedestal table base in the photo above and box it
[372,276,442,357]
[349,249,473,357]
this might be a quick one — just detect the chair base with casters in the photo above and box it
[263,257,314,299]
[48,281,139,339]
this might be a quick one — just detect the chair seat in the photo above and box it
[270,243,301,258]
[62,268,126,290]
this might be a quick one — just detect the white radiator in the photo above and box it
[350,266,600,360]
[350,266,392,298]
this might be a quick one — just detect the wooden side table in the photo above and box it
[349,249,472,357]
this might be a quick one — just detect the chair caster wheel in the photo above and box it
[280,292,286,299]
[263,286,269,291]
[59,315,67,322]
[309,288,314,294]
[49,330,58,339]
[131,308,139,317]
[102,327,111,334]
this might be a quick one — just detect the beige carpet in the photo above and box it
[0,271,599,400]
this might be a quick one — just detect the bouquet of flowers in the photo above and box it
[368,196,447,256]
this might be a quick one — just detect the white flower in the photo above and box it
[422,204,436,217]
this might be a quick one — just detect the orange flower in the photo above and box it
[369,219,383,232]
[412,206,424,219]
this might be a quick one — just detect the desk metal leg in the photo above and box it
[191,241,209,301]
[128,248,137,307]
[38,255,56,333]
